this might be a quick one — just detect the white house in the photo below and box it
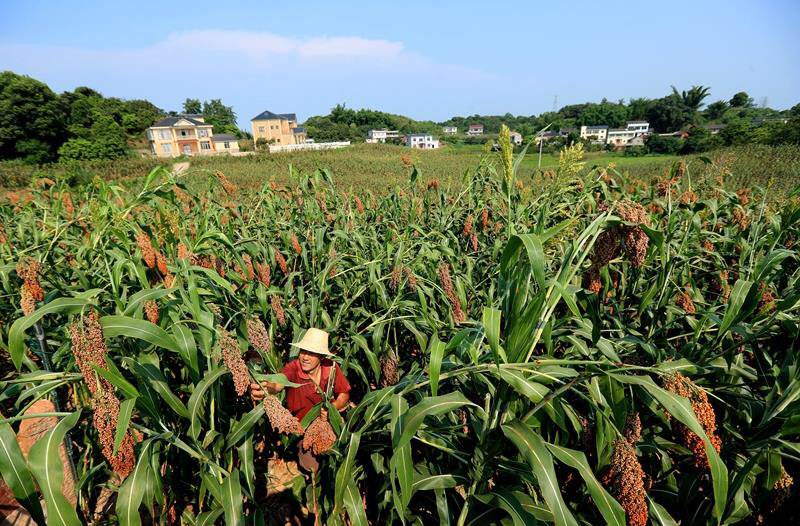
[211,134,241,154]
[579,125,608,143]
[467,124,484,136]
[607,121,650,147]
[366,129,400,143]
[508,131,523,145]
[406,134,440,149]
[442,126,458,134]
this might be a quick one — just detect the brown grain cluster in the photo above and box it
[770,469,794,513]
[271,295,287,326]
[241,254,255,281]
[214,170,237,196]
[16,257,44,315]
[354,195,365,214]
[758,283,776,312]
[255,261,271,287]
[427,179,440,191]
[380,351,399,387]
[144,300,159,324]
[246,317,271,353]
[69,311,136,478]
[302,417,337,455]
[462,213,474,237]
[263,394,303,435]
[663,374,722,470]
[603,413,648,526]
[62,192,75,217]
[675,290,696,314]
[275,250,289,275]
[389,265,402,292]
[736,188,750,205]
[290,234,303,256]
[136,231,156,269]
[481,208,490,231]
[679,189,697,205]
[733,207,750,230]
[616,200,650,268]
[405,267,417,292]
[218,328,250,396]
[177,242,191,261]
[438,262,465,324]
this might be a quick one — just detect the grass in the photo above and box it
[2,143,798,199]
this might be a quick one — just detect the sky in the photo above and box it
[1,0,798,129]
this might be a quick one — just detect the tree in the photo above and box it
[627,98,651,121]
[729,91,754,108]
[671,85,711,113]
[202,99,238,135]
[0,71,67,162]
[183,98,202,114]
[704,100,729,121]
[646,97,693,133]
[59,114,128,161]
[645,133,682,154]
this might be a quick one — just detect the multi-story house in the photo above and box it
[467,124,484,136]
[406,134,439,149]
[606,121,650,147]
[579,125,608,143]
[442,126,458,135]
[147,115,216,157]
[251,110,307,145]
[366,129,401,143]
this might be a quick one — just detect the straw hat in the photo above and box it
[290,328,333,357]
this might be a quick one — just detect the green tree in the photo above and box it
[645,133,682,154]
[646,97,693,132]
[183,98,202,114]
[202,99,238,135]
[729,91,754,108]
[671,85,711,113]
[59,114,128,161]
[0,71,67,162]
[704,100,729,121]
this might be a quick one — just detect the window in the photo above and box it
[146,130,153,139]
[259,126,265,133]
[223,141,230,149]
[180,129,190,137]
[161,144,171,154]
[159,130,171,140]
[200,142,211,150]
[198,129,208,137]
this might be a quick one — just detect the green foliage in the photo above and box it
[729,91,754,108]
[0,154,799,524]
[58,115,129,161]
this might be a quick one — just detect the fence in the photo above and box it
[268,141,351,153]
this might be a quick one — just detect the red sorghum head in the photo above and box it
[218,328,250,396]
[144,300,159,324]
[136,231,156,269]
[302,417,337,455]
[380,351,399,387]
[604,438,648,526]
[271,295,286,327]
[663,374,722,470]
[462,213,474,237]
[263,394,303,435]
[246,317,271,353]
[291,234,302,256]
[438,262,465,324]
[255,261,271,288]
[675,290,696,314]
[275,251,288,275]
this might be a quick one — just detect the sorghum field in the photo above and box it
[1,138,799,526]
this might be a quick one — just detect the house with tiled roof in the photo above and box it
[251,110,307,146]
[147,115,216,157]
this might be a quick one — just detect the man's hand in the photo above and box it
[250,381,281,401]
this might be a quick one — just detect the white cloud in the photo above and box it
[0,29,495,122]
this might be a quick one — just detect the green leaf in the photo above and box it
[221,468,244,526]
[226,403,265,448]
[114,397,137,455]
[396,392,474,449]
[495,369,550,403]
[492,488,539,526]
[125,360,189,419]
[717,280,753,338]
[428,336,445,397]
[196,508,223,526]
[9,296,93,370]
[546,442,625,526]
[187,366,227,439]
[482,307,503,364]
[502,420,578,526]
[101,315,181,353]
[93,359,140,400]
[173,325,200,379]
[501,234,546,289]
[116,439,155,526]
[648,498,679,526]
[122,288,173,316]
[611,374,728,518]
[238,437,255,497]
[335,431,362,512]
[0,421,45,524]
[27,410,82,526]
[343,478,368,526]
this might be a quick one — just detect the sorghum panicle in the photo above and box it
[242,254,255,281]
[604,439,648,526]
[214,170,237,196]
[389,265,402,292]
[663,374,722,470]
[263,394,303,435]
[275,251,289,275]
[462,213,473,237]
[438,263,465,324]
[405,268,417,292]
[218,328,250,396]
[302,417,337,455]
[271,295,287,326]
[354,195,365,214]
[380,351,399,387]
[291,234,302,256]
[144,300,159,324]
[246,317,271,353]
[675,290,696,314]
[255,261,271,288]
[136,231,156,269]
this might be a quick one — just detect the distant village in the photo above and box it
[145,108,790,158]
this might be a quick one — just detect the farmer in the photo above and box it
[250,327,351,472]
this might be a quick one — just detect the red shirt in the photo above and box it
[282,359,351,421]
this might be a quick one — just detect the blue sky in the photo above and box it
[1,0,798,128]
